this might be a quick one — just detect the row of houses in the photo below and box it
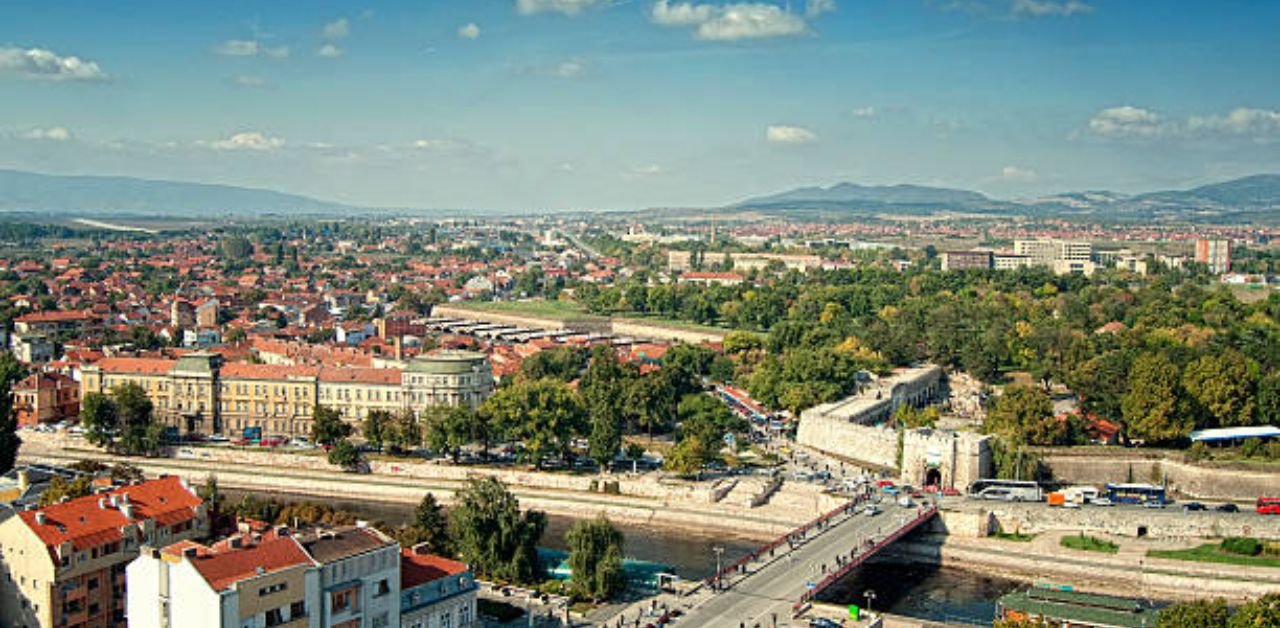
[0,476,475,628]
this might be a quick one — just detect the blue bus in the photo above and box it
[1105,483,1167,505]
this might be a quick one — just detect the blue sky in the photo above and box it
[1,0,1278,211]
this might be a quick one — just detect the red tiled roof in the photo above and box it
[221,363,321,380]
[401,548,468,588]
[16,310,96,323]
[91,357,176,375]
[177,536,314,592]
[18,476,203,553]
[317,367,401,385]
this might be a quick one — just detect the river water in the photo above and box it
[223,490,1016,623]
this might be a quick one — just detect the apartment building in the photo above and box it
[11,371,80,427]
[13,310,100,337]
[399,547,477,628]
[939,250,992,271]
[0,476,208,628]
[127,532,317,628]
[298,527,401,628]
[78,351,494,438]
[1195,238,1232,274]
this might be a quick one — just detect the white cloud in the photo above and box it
[215,40,289,58]
[520,58,588,78]
[516,0,606,16]
[1186,108,1280,139]
[999,165,1039,182]
[652,1,810,41]
[851,106,876,119]
[230,75,268,87]
[215,40,260,56]
[766,124,818,144]
[1012,0,1093,17]
[316,44,344,58]
[554,59,585,78]
[629,164,666,177]
[0,46,108,81]
[806,0,837,17]
[1087,106,1167,139]
[22,127,72,141]
[321,18,351,39]
[206,131,285,151]
[458,23,482,40]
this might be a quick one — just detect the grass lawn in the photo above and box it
[454,299,594,320]
[1060,534,1120,554]
[994,531,1037,542]
[1148,544,1280,568]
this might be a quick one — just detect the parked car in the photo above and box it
[1215,503,1240,513]
[864,505,882,517]
[941,487,962,497]
[1091,498,1114,507]
[810,619,842,628]
[1182,502,1206,512]
[1142,500,1166,509]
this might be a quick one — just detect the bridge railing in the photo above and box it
[797,504,939,605]
[704,490,875,589]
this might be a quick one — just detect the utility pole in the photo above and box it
[713,546,725,591]
[863,589,877,615]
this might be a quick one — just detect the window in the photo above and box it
[374,578,390,597]
[265,608,285,627]
[290,601,306,619]
[259,582,287,596]
[371,613,389,628]
[440,610,453,628]
[87,577,98,590]
[460,604,472,625]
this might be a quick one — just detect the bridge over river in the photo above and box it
[609,495,938,628]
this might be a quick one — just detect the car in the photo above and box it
[864,505,882,517]
[1142,500,1166,509]
[1182,502,1206,512]
[810,619,842,628]
[1092,498,1114,507]
[875,479,896,488]
[207,433,230,443]
[941,487,962,497]
[1063,501,1081,509]
[1215,503,1240,513]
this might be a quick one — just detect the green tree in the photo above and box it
[198,473,226,515]
[327,439,364,471]
[1256,371,1280,425]
[312,404,353,446]
[388,409,421,453]
[114,382,163,455]
[447,477,546,584]
[0,353,27,473]
[664,436,709,478]
[424,406,487,463]
[580,346,632,469]
[485,378,586,467]
[1123,352,1194,444]
[1182,350,1259,428]
[627,372,679,439]
[1229,592,1280,628]
[363,410,392,451]
[565,515,627,600]
[220,235,253,261]
[1157,599,1230,628]
[80,392,119,449]
[984,385,1064,446]
[403,492,452,556]
[39,475,95,506]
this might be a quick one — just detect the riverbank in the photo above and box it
[17,433,811,542]
[877,530,1280,604]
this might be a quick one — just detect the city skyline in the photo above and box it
[2,0,1279,211]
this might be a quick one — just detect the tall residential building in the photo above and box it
[11,371,80,427]
[939,250,992,271]
[127,532,317,628]
[0,476,208,628]
[298,527,401,628]
[1195,238,1232,274]
[78,351,494,438]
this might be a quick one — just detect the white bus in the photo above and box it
[968,479,1043,502]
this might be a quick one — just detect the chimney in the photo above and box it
[182,546,199,559]
[99,497,108,510]
[228,535,243,549]
[17,469,29,493]
[109,494,119,508]
[120,504,134,520]
[34,512,47,525]
[274,525,290,538]
[393,336,403,361]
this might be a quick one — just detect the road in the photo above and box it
[676,502,925,628]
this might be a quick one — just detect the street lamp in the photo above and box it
[863,589,877,615]
[713,546,725,591]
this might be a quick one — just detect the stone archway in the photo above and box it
[924,467,942,487]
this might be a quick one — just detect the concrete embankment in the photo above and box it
[18,434,830,541]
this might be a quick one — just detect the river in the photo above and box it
[223,490,1019,623]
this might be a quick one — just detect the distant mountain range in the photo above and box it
[734,174,1280,221]
[0,169,359,217]
[1,168,1278,222]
